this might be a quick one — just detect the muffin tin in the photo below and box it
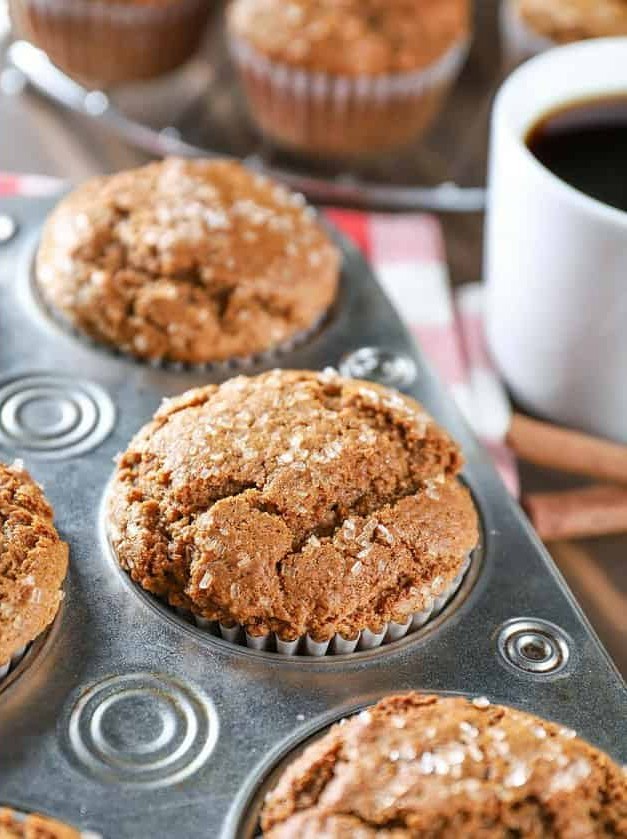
[0,193,625,837]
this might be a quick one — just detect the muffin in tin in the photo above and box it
[261,692,627,836]
[9,0,215,87]
[107,369,478,654]
[227,0,471,158]
[36,159,339,366]
[0,808,81,838]
[0,460,68,678]
[502,0,627,66]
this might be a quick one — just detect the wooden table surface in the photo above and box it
[0,0,625,676]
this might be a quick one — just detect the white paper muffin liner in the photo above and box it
[500,0,555,69]
[9,0,213,87]
[177,553,472,657]
[229,34,470,157]
[0,643,29,682]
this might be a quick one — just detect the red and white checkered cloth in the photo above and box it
[0,176,519,495]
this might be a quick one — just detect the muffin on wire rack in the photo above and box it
[0,460,68,681]
[8,0,215,86]
[501,0,627,66]
[261,693,627,837]
[35,159,339,367]
[227,0,471,158]
[107,369,478,656]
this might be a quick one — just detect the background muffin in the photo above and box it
[228,0,471,157]
[36,159,339,365]
[516,0,627,42]
[0,461,68,674]
[9,0,214,86]
[262,693,627,837]
[501,0,627,68]
[108,370,477,653]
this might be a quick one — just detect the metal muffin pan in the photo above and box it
[0,194,625,838]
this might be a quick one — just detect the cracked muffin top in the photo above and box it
[517,0,627,41]
[107,369,477,642]
[0,809,80,839]
[261,692,627,838]
[0,461,68,666]
[36,159,339,365]
[228,0,470,76]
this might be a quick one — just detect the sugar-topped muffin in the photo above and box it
[262,693,627,837]
[229,0,469,76]
[107,370,478,646]
[0,461,68,671]
[0,808,80,838]
[228,0,471,157]
[36,159,339,365]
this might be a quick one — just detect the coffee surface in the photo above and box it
[526,95,627,213]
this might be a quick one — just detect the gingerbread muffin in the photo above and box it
[107,369,478,655]
[0,461,68,676]
[228,0,471,157]
[501,0,627,67]
[0,808,81,839]
[261,693,627,837]
[9,0,214,87]
[516,0,627,42]
[36,159,339,366]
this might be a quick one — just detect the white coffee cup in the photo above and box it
[485,38,627,443]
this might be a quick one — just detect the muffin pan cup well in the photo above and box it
[0,194,625,838]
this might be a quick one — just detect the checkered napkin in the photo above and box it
[0,175,519,496]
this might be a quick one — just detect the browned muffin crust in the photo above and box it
[108,370,477,641]
[0,461,68,665]
[36,159,339,365]
[262,693,627,837]
[517,0,627,42]
[0,809,80,839]
[228,0,470,76]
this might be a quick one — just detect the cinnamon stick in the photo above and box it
[523,484,627,542]
[507,413,627,484]
[550,542,627,639]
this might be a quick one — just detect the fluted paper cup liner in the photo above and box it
[500,0,554,69]
[9,0,213,86]
[229,34,470,158]
[182,554,473,657]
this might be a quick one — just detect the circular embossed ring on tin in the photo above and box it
[65,672,218,788]
[0,374,115,460]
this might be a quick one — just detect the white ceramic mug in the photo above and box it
[485,38,627,443]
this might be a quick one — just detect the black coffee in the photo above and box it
[526,95,627,213]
